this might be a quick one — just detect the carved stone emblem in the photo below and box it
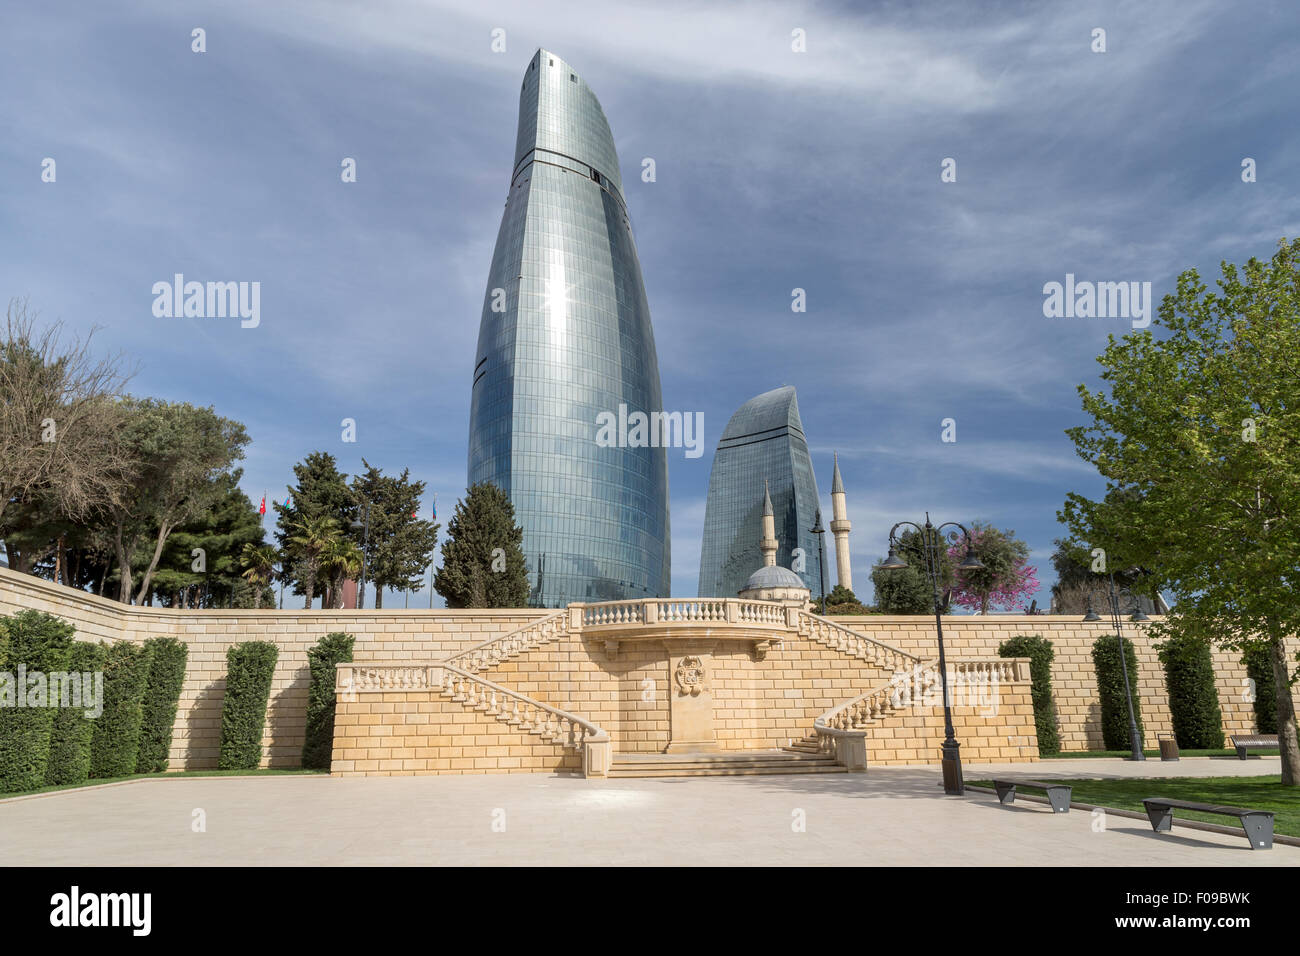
[675,655,707,695]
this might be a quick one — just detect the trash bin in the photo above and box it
[1158,734,1180,761]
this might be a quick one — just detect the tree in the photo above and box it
[274,452,353,600]
[823,584,869,616]
[318,536,362,609]
[0,299,132,529]
[946,523,1038,614]
[288,515,342,609]
[869,527,955,614]
[151,470,267,607]
[350,461,439,608]
[1061,238,1300,784]
[240,544,280,610]
[434,482,529,608]
[106,398,249,604]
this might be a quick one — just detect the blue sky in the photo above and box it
[3,0,1298,607]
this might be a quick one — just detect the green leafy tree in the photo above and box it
[106,398,249,604]
[350,461,439,608]
[870,527,955,614]
[288,515,342,609]
[302,632,354,769]
[274,452,354,601]
[1061,238,1300,783]
[435,482,529,608]
[240,543,280,610]
[319,536,363,609]
[0,610,74,792]
[823,584,869,616]
[150,470,267,607]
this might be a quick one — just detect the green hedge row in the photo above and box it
[135,638,189,773]
[1157,634,1224,749]
[219,641,279,770]
[90,641,154,779]
[1091,635,1146,750]
[46,641,107,787]
[0,611,75,792]
[1242,643,1278,734]
[998,634,1060,755]
[302,632,354,770]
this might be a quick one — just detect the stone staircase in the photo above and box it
[608,750,847,778]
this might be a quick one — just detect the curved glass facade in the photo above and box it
[697,387,823,597]
[467,49,670,608]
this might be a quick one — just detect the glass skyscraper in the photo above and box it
[697,387,823,597]
[467,49,670,608]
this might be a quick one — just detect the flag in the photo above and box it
[432,494,437,521]
[259,494,266,516]
[285,493,292,509]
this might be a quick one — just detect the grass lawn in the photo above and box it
[0,767,328,800]
[970,775,1300,838]
[1045,748,1279,759]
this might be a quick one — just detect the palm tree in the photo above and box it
[289,515,341,609]
[239,543,279,609]
[319,537,363,609]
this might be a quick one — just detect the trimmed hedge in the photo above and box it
[46,641,108,787]
[302,632,354,770]
[219,641,279,770]
[89,641,154,779]
[1242,643,1278,734]
[998,634,1060,755]
[1091,635,1146,750]
[135,638,189,773]
[0,611,75,793]
[1157,634,1224,749]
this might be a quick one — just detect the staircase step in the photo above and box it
[609,764,848,778]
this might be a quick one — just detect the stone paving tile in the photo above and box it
[1,759,1295,866]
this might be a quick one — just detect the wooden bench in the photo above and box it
[1228,734,1279,759]
[1142,797,1274,850]
[992,778,1072,813]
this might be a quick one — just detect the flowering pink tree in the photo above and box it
[946,523,1040,614]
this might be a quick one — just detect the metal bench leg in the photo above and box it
[1145,804,1173,832]
[1236,745,1248,760]
[1240,814,1273,850]
[995,783,1016,805]
[1045,787,1071,813]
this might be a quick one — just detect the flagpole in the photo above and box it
[429,492,438,609]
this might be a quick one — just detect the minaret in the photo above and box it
[760,480,778,567]
[830,453,852,591]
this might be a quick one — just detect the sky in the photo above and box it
[2,0,1298,608]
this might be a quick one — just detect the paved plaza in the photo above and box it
[1,757,1294,866]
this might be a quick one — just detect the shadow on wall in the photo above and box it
[184,682,224,768]
[266,664,313,768]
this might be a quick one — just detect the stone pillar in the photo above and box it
[830,453,852,592]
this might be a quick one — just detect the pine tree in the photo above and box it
[434,483,529,608]
[350,461,439,608]
[274,452,353,603]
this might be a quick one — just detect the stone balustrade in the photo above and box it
[571,597,794,632]
[335,663,444,693]
[443,609,567,674]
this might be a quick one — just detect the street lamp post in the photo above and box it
[350,499,371,610]
[874,514,984,795]
[810,508,828,615]
[1083,573,1150,761]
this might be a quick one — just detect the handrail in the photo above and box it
[796,609,923,670]
[575,597,791,630]
[815,658,941,732]
[441,609,567,673]
[440,663,608,745]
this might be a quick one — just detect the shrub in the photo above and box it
[998,634,1060,755]
[0,610,75,793]
[1090,635,1146,750]
[89,641,154,779]
[1242,643,1278,735]
[1157,634,1224,749]
[302,632,355,769]
[135,638,189,773]
[46,641,108,787]
[219,641,279,770]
